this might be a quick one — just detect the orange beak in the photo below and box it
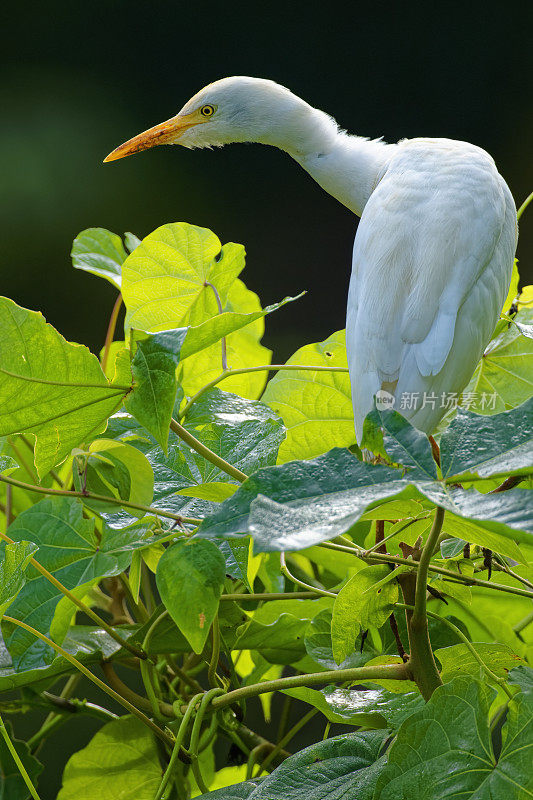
[103,114,197,163]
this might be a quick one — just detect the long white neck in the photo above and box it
[257,100,391,217]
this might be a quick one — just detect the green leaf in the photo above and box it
[464,305,533,413]
[156,539,226,654]
[375,674,533,799]
[362,407,438,480]
[331,565,398,664]
[0,540,38,617]
[439,513,525,563]
[179,279,272,400]
[226,731,387,800]
[71,227,128,289]
[0,718,43,799]
[180,293,304,361]
[3,497,148,669]
[282,685,424,729]
[262,330,353,463]
[501,259,519,313]
[122,222,245,331]
[434,642,524,682]
[441,396,533,481]
[305,609,382,670]
[57,716,161,799]
[0,298,130,477]
[197,448,408,551]
[0,624,140,693]
[125,328,186,451]
[72,438,154,516]
[234,613,309,665]
[416,483,533,548]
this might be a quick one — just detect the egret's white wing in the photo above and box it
[347,139,517,440]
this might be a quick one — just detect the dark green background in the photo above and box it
[2,1,532,361]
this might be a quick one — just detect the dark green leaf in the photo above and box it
[304,609,381,670]
[71,227,127,289]
[197,448,408,551]
[363,407,438,480]
[441,396,533,481]
[125,328,186,451]
[156,539,226,654]
[4,497,149,669]
[375,674,533,799]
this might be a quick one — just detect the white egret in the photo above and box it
[105,77,517,442]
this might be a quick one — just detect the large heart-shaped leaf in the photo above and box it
[375,672,533,799]
[0,298,131,477]
[121,222,245,331]
[262,330,353,463]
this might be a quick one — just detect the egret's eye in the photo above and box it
[200,104,215,117]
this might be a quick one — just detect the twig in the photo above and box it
[170,417,247,482]
[3,616,174,747]
[102,292,123,373]
[280,552,336,598]
[0,472,202,525]
[0,713,42,800]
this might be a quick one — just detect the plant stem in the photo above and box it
[179,364,350,418]
[280,552,336,598]
[400,506,445,700]
[208,616,221,687]
[517,189,533,221]
[0,529,146,661]
[2,616,174,748]
[320,541,533,599]
[0,473,202,525]
[100,662,174,717]
[0,713,42,800]
[210,663,409,711]
[204,282,228,371]
[514,609,533,634]
[169,418,247,483]
[102,293,123,373]
[220,591,317,601]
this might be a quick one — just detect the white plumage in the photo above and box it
[105,77,517,442]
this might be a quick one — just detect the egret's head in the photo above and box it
[104,76,338,162]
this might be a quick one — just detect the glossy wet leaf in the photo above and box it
[0,540,38,618]
[122,222,245,331]
[362,407,438,480]
[331,565,398,664]
[3,497,153,669]
[231,731,387,800]
[375,674,533,799]
[282,684,423,729]
[71,227,128,289]
[197,448,408,551]
[262,330,353,463]
[156,539,226,653]
[57,716,160,799]
[441,396,533,481]
[0,297,130,477]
